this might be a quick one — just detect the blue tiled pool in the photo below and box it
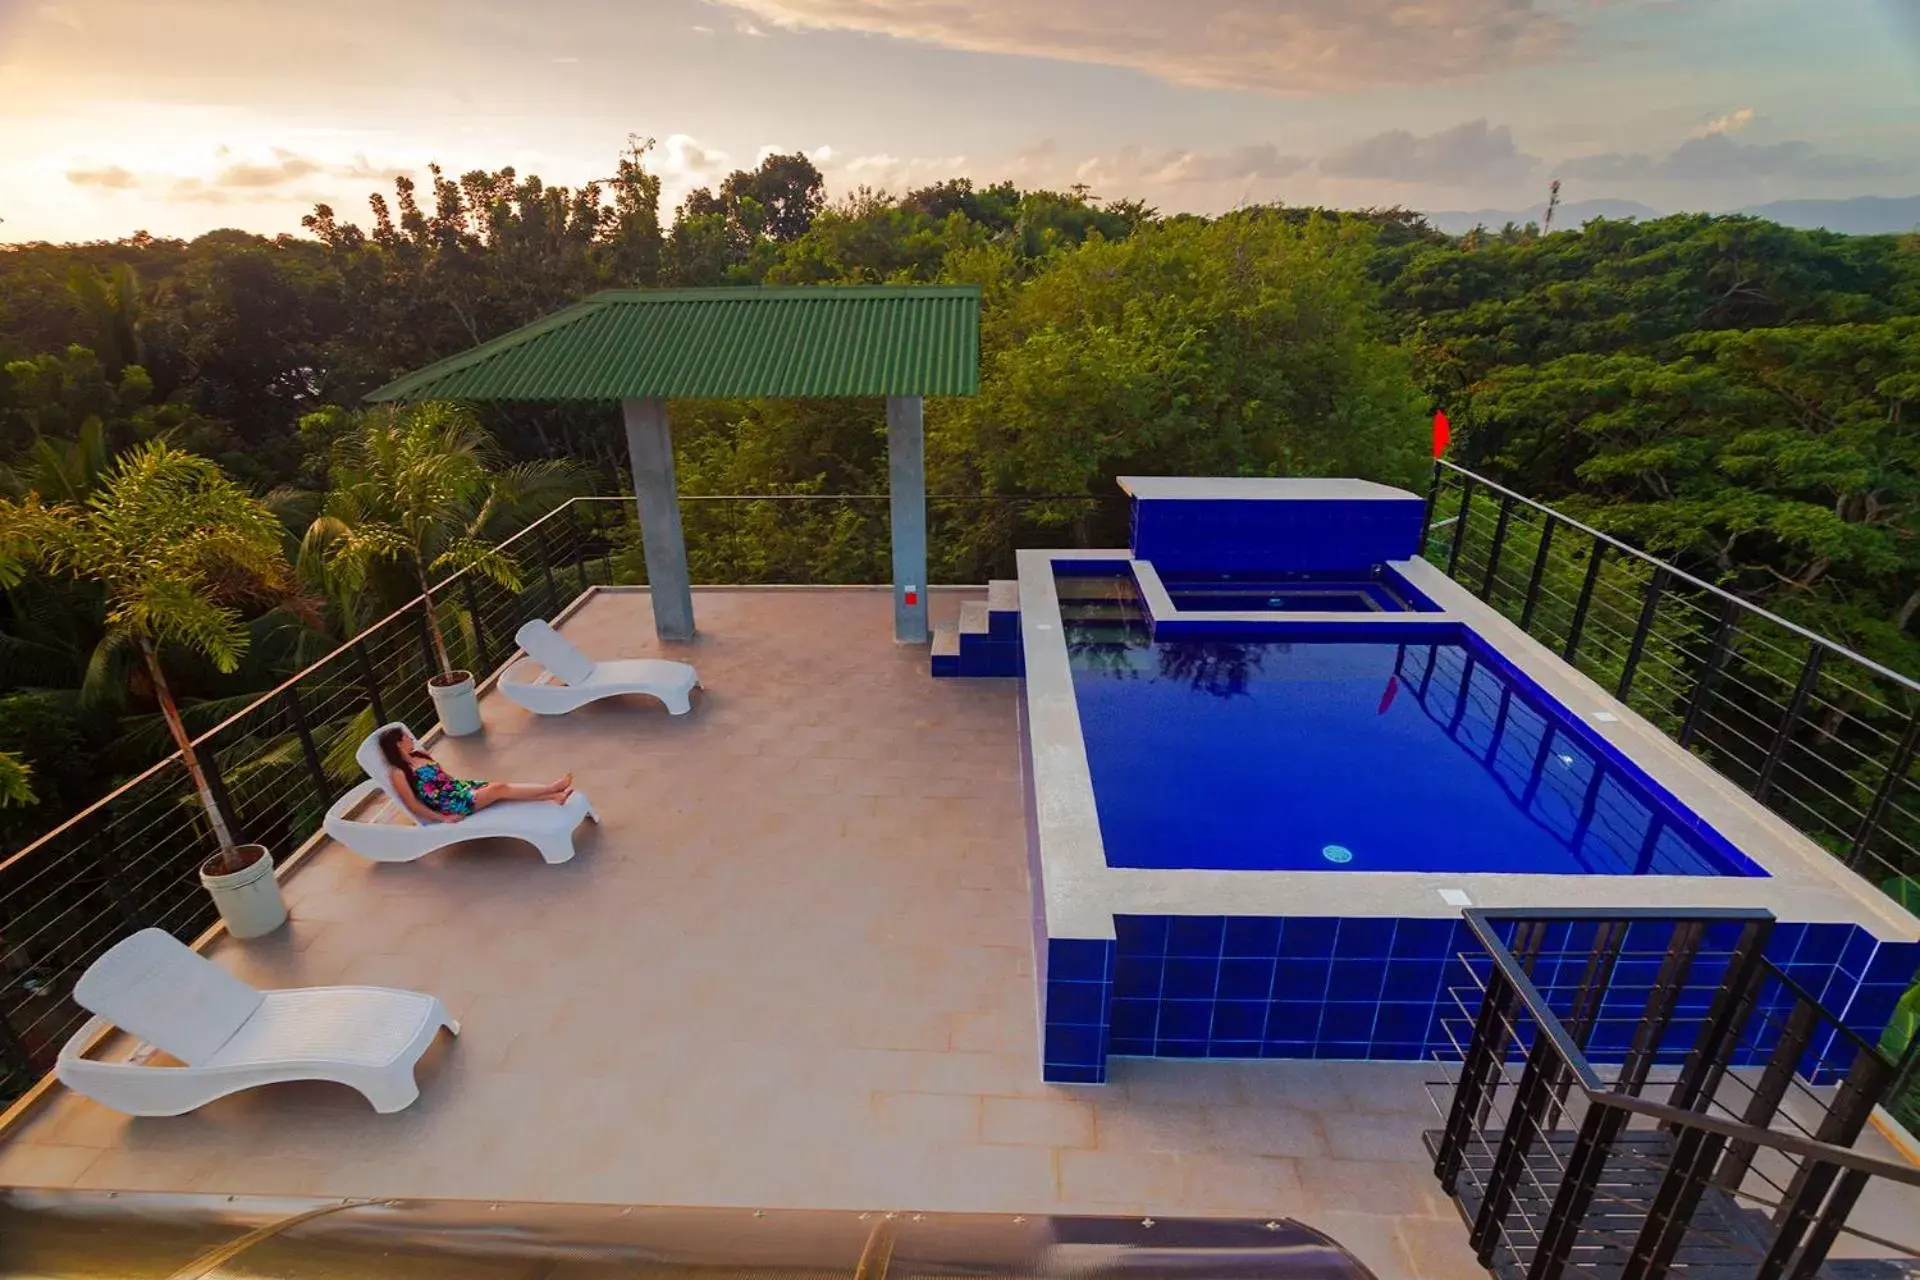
[1067,621,1764,877]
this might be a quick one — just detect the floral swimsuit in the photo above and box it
[411,762,484,818]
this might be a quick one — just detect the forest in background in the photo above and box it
[0,136,1915,848]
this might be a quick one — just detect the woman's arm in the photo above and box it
[389,767,459,824]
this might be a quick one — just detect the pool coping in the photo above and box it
[1019,547,1920,948]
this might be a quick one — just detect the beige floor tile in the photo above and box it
[981,1096,1096,1149]
[1055,1147,1185,1211]
[871,1091,982,1144]
[0,1141,102,1186]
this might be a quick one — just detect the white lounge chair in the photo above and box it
[321,721,598,866]
[499,619,699,717]
[56,929,458,1116]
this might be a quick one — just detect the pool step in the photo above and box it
[932,579,1022,678]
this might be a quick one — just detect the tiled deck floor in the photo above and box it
[0,589,1482,1280]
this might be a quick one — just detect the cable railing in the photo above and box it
[1423,463,1920,913]
[1428,908,1920,1279]
[0,490,1124,1107]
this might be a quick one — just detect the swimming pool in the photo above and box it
[1066,615,1764,877]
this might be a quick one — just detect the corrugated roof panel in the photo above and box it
[365,285,981,402]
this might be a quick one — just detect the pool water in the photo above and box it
[1066,625,1762,876]
[1160,575,1426,614]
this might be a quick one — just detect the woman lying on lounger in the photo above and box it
[377,726,573,823]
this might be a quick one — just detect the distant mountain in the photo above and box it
[1422,195,1920,237]
[1423,200,1661,235]
[1737,196,1920,235]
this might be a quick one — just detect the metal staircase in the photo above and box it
[1427,910,1920,1279]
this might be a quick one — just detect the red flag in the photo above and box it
[1432,410,1452,459]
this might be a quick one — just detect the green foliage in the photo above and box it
[303,402,580,673]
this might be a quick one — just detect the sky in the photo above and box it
[2,0,1918,243]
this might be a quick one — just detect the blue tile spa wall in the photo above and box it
[1039,915,1920,1085]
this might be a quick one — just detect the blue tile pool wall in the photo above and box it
[1044,937,1115,1084]
[1130,496,1425,575]
[1048,916,1920,1082]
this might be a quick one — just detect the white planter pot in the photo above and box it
[198,844,288,939]
[429,670,482,736]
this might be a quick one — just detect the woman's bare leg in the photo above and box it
[471,781,569,809]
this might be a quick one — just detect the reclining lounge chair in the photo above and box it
[322,721,599,865]
[57,928,458,1116]
[499,619,699,717]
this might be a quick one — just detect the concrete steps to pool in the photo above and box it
[932,579,1021,677]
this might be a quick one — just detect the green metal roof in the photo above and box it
[364,285,980,402]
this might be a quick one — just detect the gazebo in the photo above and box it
[365,285,982,644]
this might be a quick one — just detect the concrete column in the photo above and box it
[886,395,929,644]
[621,396,694,641]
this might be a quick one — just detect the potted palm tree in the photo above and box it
[25,443,296,938]
[303,403,575,736]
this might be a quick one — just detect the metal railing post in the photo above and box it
[282,684,332,812]
[1470,1031,1560,1265]
[1616,567,1670,702]
[1530,1102,1629,1280]
[1562,543,1606,663]
[569,502,591,595]
[1422,460,1443,553]
[537,523,560,612]
[353,640,388,725]
[1849,707,1920,870]
[1518,515,1556,634]
[1480,494,1516,602]
[0,1005,34,1088]
[1446,476,1476,577]
[1678,597,1740,749]
[1436,967,1515,1192]
[414,601,440,678]
[1755,644,1824,803]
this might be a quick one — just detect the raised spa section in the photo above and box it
[1006,477,1919,1084]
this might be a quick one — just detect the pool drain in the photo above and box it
[1322,845,1354,864]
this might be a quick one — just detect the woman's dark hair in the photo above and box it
[378,728,418,794]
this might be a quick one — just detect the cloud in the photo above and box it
[1563,133,1885,184]
[65,164,139,189]
[711,0,1580,93]
[1320,119,1538,185]
[1697,107,1755,138]
[64,147,414,201]
[214,147,322,188]
[1070,143,1308,190]
[657,133,730,179]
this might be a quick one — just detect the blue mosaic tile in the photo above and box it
[1278,918,1338,959]
[1223,917,1282,957]
[1764,921,1807,964]
[1273,958,1331,1000]
[1217,957,1276,1001]
[1044,1024,1107,1067]
[1110,1037,1154,1057]
[1114,955,1164,999]
[1866,941,1920,986]
[1791,924,1849,969]
[1211,1000,1268,1042]
[1841,928,1878,981]
[1044,1063,1107,1084]
[1162,956,1221,1000]
[1048,979,1108,1027]
[1391,918,1457,960]
[1327,958,1388,1002]
[1049,937,1114,983]
[1167,916,1227,957]
[1265,1035,1317,1056]
[1159,1040,1208,1058]
[1157,999,1214,1042]
[1115,915,1169,955]
[1313,1041,1371,1060]
[1335,918,1396,958]
[1266,1000,1323,1041]
[1319,1002,1378,1043]
[1111,999,1158,1043]
[1371,1002,1434,1045]
[1384,959,1445,1004]
[1209,1039,1263,1059]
